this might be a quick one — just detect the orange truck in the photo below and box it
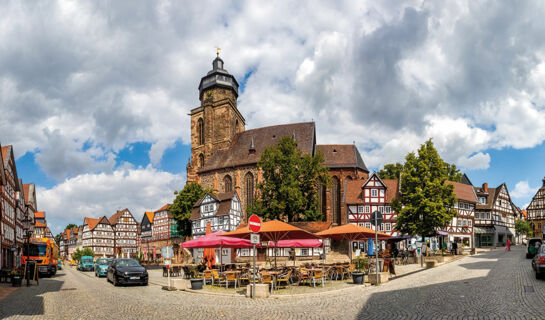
[21,237,60,277]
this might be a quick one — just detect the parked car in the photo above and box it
[107,259,148,286]
[78,256,95,271]
[526,238,542,259]
[532,245,545,279]
[94,258,112,277]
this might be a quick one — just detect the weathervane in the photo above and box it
[216,46,221,57]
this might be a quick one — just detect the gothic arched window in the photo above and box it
[198,118,204,145]
[199,154,204,168]
[331,176,341,224]
[245,172,254,208]
[224,175,232,193]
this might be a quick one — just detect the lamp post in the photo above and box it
[21,214,33,287]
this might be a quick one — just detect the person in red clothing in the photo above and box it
[506,239,511,251]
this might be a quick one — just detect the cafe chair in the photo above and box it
[219,272,238,290]
[202,270,213,285]
[298,267,310,285]
[261,272,275,293]
[276,269,292,288]
[311,269,325,287]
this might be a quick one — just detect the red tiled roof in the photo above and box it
[1,146,7,164]
[290,222,332,233]
[345,179,399,204]
[34,211,45,219]
[316,145,368,171]
[23,184,30,203]
[154,204,169,213]
[199,122,315,173]
[85,217,101,231]
[522,209,528,219]
[447,181,477,203]
[145,211,155,223]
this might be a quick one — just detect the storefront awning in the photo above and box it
[474,227,494,234]
[436,231,449,236]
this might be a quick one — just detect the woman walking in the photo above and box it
[506,239,511,251]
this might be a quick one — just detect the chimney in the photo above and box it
[482,183,488,193]
[249,137,256,155]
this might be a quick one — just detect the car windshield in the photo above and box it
[96,259,109,265]
[82,258,93,263]
[116,259,140,268]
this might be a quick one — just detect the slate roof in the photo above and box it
[199,122,316,173]
[190,191,238,221]
[316,145,368,172]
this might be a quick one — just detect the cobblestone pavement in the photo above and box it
[0,245,541,319]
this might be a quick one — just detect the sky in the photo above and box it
[2,0,545,234]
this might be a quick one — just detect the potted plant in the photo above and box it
[189,264,205,290]
[352,257,369,284]
[10,269,22,287]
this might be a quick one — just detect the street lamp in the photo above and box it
[21,214,33,287]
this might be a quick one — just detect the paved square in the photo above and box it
[0,246,539,319]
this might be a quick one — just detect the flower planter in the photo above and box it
[190,279,203,290]
[11,276,22,287]
[352,272,365,284]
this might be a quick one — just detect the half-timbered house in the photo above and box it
[139,211,154,260]
[474,182,519,247]
[345,173,400,236]
[526,177,545,239]
[33,211,47,238]
[67,227,79,259]
[1,145,19,269]
[109,209,138,258]
[82,217,115,257]
[439,181,478,248]
[190,191,243,263]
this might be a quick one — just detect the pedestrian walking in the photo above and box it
[505,239,511,251]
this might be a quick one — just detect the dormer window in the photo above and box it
[479,197,486,204]
[201,203,216,217]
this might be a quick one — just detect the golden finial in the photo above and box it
[216,46,221,57]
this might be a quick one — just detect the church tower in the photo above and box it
[187,55,246,183]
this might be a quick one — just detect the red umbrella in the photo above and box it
[223,219,319,269]
[202,223,216,269]
[182,230,254,248]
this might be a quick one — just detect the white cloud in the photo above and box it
[2,0,545,180]
[511,181,539,199]
[36,166,185,229]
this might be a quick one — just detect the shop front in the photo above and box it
[474,227,495,247]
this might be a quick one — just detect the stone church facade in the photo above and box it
[187,55,369,225]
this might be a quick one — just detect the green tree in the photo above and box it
[392,139,458,237]
[378,163,404,179]
[64,224,77,230]
[515,219,533,237]
[248,136,330,222]
[170,182,213,238]
[379,158,462,182]
[72,247,94,262]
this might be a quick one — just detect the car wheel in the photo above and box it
[113,276,119,286]
[143,281,148,286]
[527,253,531,259]
[536,272,542,280]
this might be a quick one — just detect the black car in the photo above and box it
[532,245,545,279]
[107,259,148,286]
